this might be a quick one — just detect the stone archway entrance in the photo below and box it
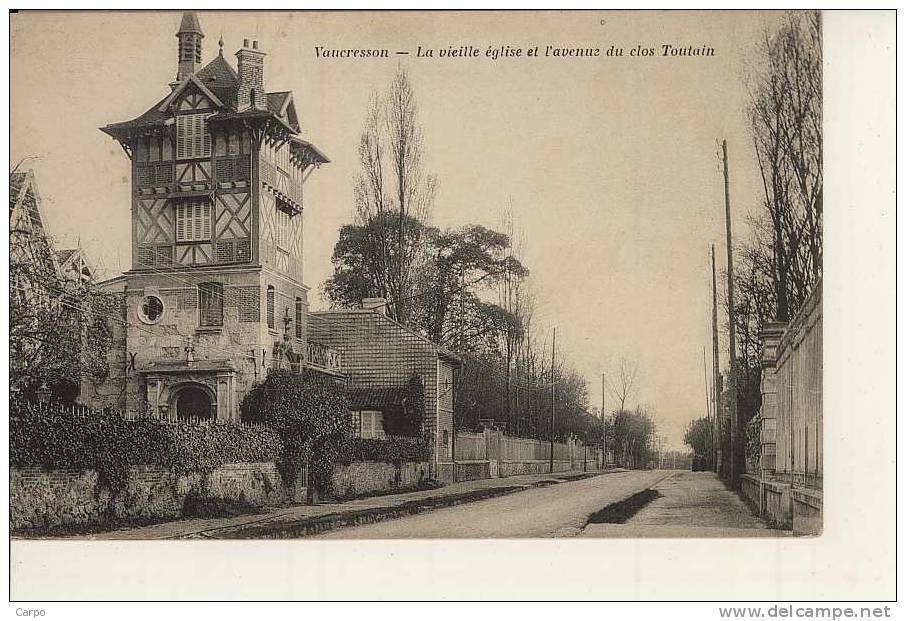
[175,384,215,421]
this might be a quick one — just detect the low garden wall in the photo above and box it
[763,479,792,529]
[11,459,435,530]
[498,459,574,478]
[10,462,289,531]
[740,474,762,512]
[792,487,823,535]
[331,461,430,499]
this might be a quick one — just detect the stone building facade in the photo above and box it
[85,12,336,421]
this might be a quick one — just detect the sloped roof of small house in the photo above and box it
[310,308,462,365]
[348,386,408,411]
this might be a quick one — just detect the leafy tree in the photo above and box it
[382,373,426,437]
[420,224,527,348]
[610,407,656,469]
[324,211,430,314]
[240,369,351,500]
[683,417,713,470]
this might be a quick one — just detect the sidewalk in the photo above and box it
[66,468,623,540]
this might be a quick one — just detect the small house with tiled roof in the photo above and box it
[87,12,336,421]
[308,300,461,476]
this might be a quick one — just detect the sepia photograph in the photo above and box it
[5,7,895,604]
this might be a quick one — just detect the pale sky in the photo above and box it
[10,10,781,449]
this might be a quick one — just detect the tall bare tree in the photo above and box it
[604,356,638,413]
[352,69,436,324]
[748,10,822,323]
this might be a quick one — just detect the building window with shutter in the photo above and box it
[295,297,303,339]
[266,285,275,330]
[175,199,212,242]
[176,113,212,159]
[198,282,223,328]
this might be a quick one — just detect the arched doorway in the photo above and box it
[175,384,214,421]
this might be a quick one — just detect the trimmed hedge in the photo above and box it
[10,402,282,492]
[337,437,432,467]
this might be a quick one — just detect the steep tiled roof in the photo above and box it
[99,93,170,138]
[266,91,291,115]
[178,12,203,36]
[196,54,238,107]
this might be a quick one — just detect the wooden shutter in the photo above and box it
[176,116,187,159]
[176,204,186,241]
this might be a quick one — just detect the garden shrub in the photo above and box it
[336,437,431,466]
[240,369,352,497]
[10,401,282,493]
[381,373,426,437]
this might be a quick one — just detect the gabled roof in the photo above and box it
[9,169,42,229]
[311,309,462,365]
[156,74,225,113]
[9,171,29,216]
[196,53,239,107]
[100,29,328,162]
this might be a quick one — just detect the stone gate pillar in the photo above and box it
[759,322,788,478]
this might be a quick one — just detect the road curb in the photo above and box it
[186,471,617,539]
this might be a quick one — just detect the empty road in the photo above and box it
[315,470,773,539]
[315,469,671,538]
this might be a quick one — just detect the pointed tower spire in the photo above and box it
[176,11,205,82]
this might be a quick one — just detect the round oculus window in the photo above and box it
[140,295,164,323]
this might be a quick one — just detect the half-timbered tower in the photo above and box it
[95,12,332,421]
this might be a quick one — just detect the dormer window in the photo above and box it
[176,113,211,159]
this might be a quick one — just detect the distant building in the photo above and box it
[87,12,335,421]
[10,169,96,398]
[308,299,461,475]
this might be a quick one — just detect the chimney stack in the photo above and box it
[362,298,388,316]
[236,39,266,111]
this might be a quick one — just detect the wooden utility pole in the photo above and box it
[711,244,721,475]
[601,372,607,466]
[702,346,711,469]
[722,140,740,487]
[549,327,556,474]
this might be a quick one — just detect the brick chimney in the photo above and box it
[236,39,266,111]
[176,11,204,82]
[362,298,388,316]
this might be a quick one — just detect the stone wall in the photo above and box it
[792,487,823,535]
[763,479,792,529]
[10,462,289,531]
[330,461,430,499]
[740,474,762,512]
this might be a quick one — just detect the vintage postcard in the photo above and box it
[6,8,895,603]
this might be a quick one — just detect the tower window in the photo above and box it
[175,199,212,242]
[266,285,275,330]
[198,282,223,328]
[176,113,211,159]
[139,295,165,324]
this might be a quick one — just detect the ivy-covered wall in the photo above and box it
[10,462,288,531]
